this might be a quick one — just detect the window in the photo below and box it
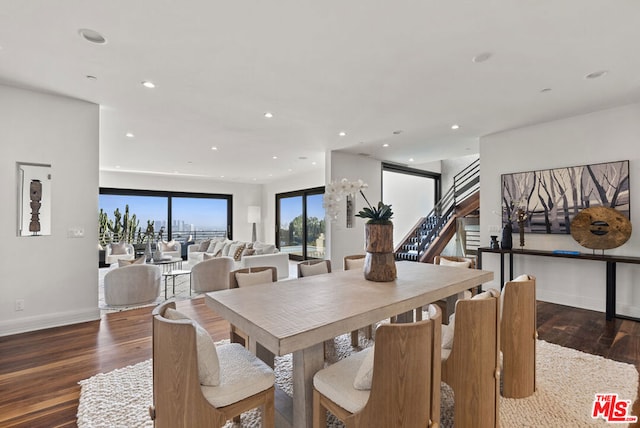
[276,187,325,260]
[99,188,232,258]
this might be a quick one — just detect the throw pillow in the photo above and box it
[235,269,273,287]
[299,261,329,277]
[203,253,217,260]
[353,347,375,390]
[230,243,246,261]
[159,240,178,252]
[117,256,145,267]
[206,240,218,253]
[513,274,531,282]
[164,308,220,386]
[243,248,256,257]
[110,242,127,255]
[439,258,471,268]
[211,240,226,257]
[221,240,238,257]
[253,242,276,255]
[197,239,211,252]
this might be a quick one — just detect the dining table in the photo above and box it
[205,260,494,428]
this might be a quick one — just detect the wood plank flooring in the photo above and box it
[0,299,638,428]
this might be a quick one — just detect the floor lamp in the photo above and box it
[247,206,261,242]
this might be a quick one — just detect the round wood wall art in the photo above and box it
[570,206,632,250]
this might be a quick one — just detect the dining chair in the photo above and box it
[150,301,275,428]
[423,254,477,321]
[343,254,371,347]
[313,305,442,428]
[297,259,332,278]
[228,266,277,348]
[500,274,537,398]
[440,289,500,428]
[190,256,235,294]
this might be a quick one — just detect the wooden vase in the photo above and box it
[363,223,397,282]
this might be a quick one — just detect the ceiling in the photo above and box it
[1,1,639,184]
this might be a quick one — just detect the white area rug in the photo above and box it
[77,338,638,427]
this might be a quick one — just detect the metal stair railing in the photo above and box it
[395,158,480,261]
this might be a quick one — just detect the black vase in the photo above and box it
[501,222,513,249]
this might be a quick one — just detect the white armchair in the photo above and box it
[157,240,182,259]
[105,242,135,265]
[104,264,161,306]
[190,256,235,294]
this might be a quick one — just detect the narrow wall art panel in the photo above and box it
[501,160,629,234]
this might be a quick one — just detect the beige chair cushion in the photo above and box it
[254,242,276,255]
[353,346,375,390]
[159,240,178,251]
[345,257,365,270]
[439,258,471,268]
[117,256,145,267]
[197,239,211,252]
[300,261,329,276]
[235,269,273,287]
[110,242,128,255]
[164,308,221,386]
[200,343,275,408]
[313,347,371,413]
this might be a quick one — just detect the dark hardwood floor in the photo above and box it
[0,299,638,428]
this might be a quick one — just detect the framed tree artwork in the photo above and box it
[501,160,629,234]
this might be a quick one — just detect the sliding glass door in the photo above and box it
[276,187,325,260]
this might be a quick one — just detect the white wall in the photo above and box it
[480,102,640,318]
[99,171,262,243]
[327,152,382,268]
[0,85,100,336]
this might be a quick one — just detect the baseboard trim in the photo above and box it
[0,308,100,337]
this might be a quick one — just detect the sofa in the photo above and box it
[188,239,290,280]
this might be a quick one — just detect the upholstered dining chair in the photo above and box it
[426,254,477,321]
[500,274,537,398]
[150,301,275,428]
[105,241,134,265]
[228,266,277,348]
[343,254,371,347]
[297,259,332,278]
[313,305,442,428]
[440,289,500,428]
[190,256,235,294]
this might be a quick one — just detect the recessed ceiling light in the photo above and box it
[585,70,608,79]
[393,130,403,135]
[78,28,107,44]
[211,146,218,151]
[338,131,347,137]
[86,75,97,81]
[451,124,460,130]
[472,52,492,63]
[540,88,552,93]
[264,112,273,118]
[272,156,278,159]
[142,81,156,88]
[408,158,415,162]
[382,143,390,147]
[220,175,225,178]
[312,161,317,165]
[125,132,134,138]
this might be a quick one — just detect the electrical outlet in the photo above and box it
[15,299,25,311]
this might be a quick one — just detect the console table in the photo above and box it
[477,247,640,321]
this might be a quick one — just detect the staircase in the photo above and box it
[395,159,480,263]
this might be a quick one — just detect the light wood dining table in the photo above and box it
[205,261,493,428]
